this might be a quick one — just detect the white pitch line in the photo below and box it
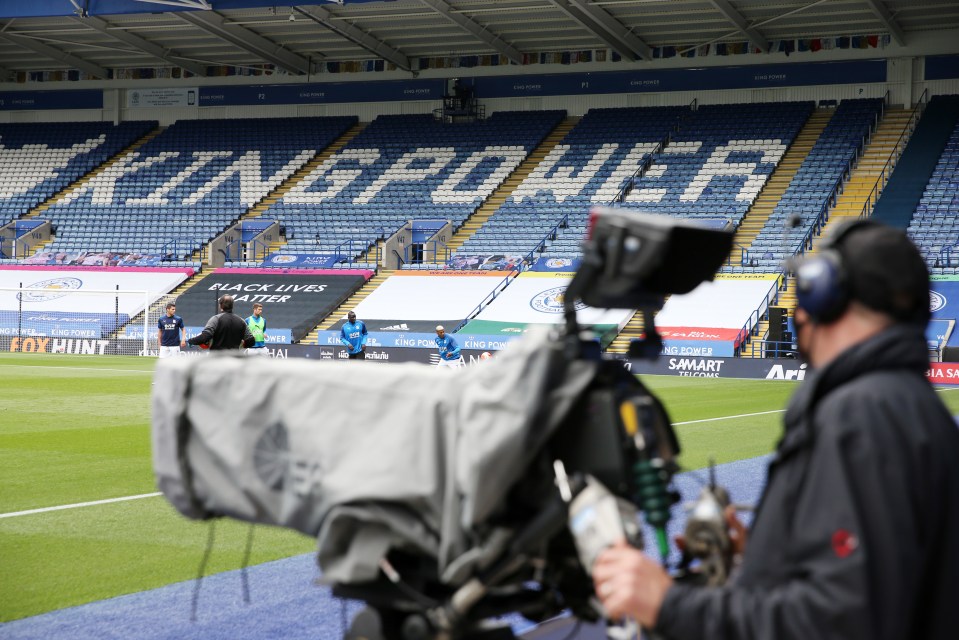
[674,409,786,425]
[0,364,153,374]
[0,492,162,519]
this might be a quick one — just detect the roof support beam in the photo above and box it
[294,4,411,72]
[548,0,650,62]
[0,31,109,78]
[862,0,906,46]
[74,14,207,76]
[566,0,652,60]
[177,10,312,75]
[418,0,523,65]
[708,0,769,54]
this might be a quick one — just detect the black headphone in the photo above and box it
[793,219,878,324]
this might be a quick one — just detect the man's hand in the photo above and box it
[592,540,673,629]
[726,505,748,558]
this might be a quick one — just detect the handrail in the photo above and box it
[613,134,670,204]
[224,235,273,264]
[528,212,571,261]
[775,117,874,263]
[453,269,521,333]
[403,238,453,266]
[160,238,183,260]
[857,88,929,221]
[390,248,405,269]
[733,275,782,354]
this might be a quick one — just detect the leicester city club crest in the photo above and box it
[18,277,83,302]
[530,286,587,314]
[930,290,946,314]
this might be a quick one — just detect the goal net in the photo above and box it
[0,287,179,357]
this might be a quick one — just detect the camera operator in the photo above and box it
[188,294,256,351]
[593,220,959,639]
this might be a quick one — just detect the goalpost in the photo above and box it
[0,287,179,357]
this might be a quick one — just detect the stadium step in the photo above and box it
[606,305,658,355]
[446,116,581,253]
[821,108,915,234]
[357,237,384,266]
[247,121,367,219]
[224,121,370,265]
[302,269,395,344]
[17,126,165,256]
[733,109,833,250]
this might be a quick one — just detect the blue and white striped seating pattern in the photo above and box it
[269,111,566,259]
[37,116,356,261]
[460,106,690,258]
[0,120,156,227]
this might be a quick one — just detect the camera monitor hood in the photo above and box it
[573,207,734,311]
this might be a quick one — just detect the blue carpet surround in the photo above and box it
[1,456,771,639]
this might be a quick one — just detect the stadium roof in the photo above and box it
[0,0,957,79]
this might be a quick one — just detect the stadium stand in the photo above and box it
[743,98,885,268]
[612,102,812,229]
[908,114,959,272]
[874,95,959,231]
[34,116,356,264]
[270,111,566,261]
[0,120,156,229]
[457,106,689,259]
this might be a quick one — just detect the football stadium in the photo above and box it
[1,1,959,638]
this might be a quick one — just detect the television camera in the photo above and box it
[151,207,734,639]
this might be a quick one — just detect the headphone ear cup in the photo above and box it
[795,250,848,324]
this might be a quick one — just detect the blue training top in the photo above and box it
[435,334,461,361]
[157,314,184,347]
[340,320,368,355]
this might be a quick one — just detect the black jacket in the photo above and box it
[187,312,255,351]
[656,324,959,640]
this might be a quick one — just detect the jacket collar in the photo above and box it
[777,324,929,458]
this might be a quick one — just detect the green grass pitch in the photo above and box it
[1,353,957,622]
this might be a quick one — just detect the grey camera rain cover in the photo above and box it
[151,328,597,585]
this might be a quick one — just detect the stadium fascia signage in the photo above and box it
[6,335,956,386]
[626,356,809,381]
[0,336,491,365]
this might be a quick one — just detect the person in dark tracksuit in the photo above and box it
[188,294,256,351]
[592,221,959,640]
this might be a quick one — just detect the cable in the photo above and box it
[191,519,217,622]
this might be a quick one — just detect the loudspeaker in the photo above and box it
[768,307,787,342]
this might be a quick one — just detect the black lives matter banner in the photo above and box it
[175,269,371,342]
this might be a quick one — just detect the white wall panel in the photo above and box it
[924,79,959,98]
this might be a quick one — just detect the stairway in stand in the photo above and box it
[445,116,581,254]
[209,121,369,268]
[610,111,835,356]
[821,108,914,234]
[605,309,648,355]
[748,107,916,355]
[301,269,394,345]
[15,127,164,258]
[733,109,834,252]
